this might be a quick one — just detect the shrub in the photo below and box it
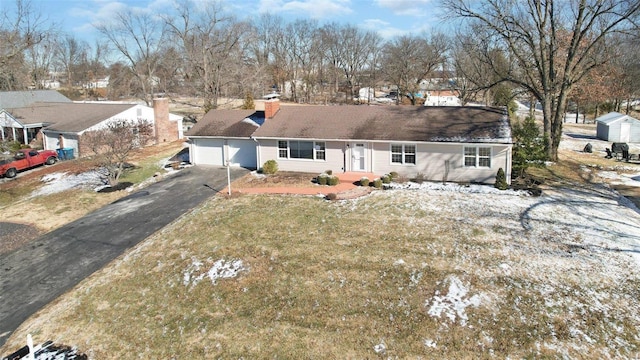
[372,178,382,188]
[326,193,337,201]
[395,174,409,183]
[328,175,340,186]
[413,172,426,184]
[325,169,333,175]
[389,171,399,180]
[359,177,370,186]
[381,175,391,184]
[512,116,547,177]
[317,173,329,185]
[495,168,508,190]
[261,160,278,175]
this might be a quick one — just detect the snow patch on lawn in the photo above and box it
[388,181,529,195]
[427,276,483,327]
[30,171,106,197]
[183,257,246,287]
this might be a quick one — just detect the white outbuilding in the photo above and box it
[596,112,640,143]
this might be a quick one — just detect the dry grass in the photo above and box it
[0,141,185,233]
[3,188,640,358]
[3,126,640,358]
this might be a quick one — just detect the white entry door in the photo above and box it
[352,143,366,171]
[620,123,631,143]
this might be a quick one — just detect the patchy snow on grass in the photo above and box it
[388,180,529,196]
[30,171,106,197]
[183,257,246,287]
[427,275,483,327]
[373,342,386,354]
[423,339,437,348]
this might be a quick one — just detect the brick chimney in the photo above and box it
[153,98,178,143]
[264,98,280,119]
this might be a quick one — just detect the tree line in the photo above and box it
[1,0,639,160]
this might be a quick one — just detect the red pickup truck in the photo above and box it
[0,148,58,178]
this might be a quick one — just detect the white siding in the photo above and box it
[256,139,511,183]
[371,142,511,184]
[596,116,640,143]
[258,139,345,174]
[228,139,258,169]
[43,132,79,158]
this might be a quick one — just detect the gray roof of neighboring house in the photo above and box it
[186,109,265,138]
[0,90,71,109]
[252,105,511,143]
[596,112,639,125]
[8,102,136,132]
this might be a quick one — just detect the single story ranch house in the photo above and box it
[187,97,513,184]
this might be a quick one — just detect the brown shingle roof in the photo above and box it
[186,109,264,138]
[253,105,511,143]
[8,102,135,132]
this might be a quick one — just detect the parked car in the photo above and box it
[0,148,58,178]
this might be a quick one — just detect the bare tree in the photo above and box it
[24,32,57,89]
[321,23,381,103]
[0,0,56,90]
[53,34,88,88]
[95,10,165,105]
[249,13,285,96]
[442,0,640,160]
[382,33,448,105]
[164,1,249,112]
[82,119,154,186]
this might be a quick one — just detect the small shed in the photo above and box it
[596,112,640,143]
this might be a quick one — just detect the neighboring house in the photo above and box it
[596,112,640,143]
[0,90,72,144]
[83,76,110,89]
[187,98,513,185]
[3,97,183,158]
[423,89,461,107]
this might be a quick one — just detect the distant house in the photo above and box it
[0,90,72,144]
[423,90,461,106]
[596,112,640,143]
[1,91,183,158]
[187,98,513,185]
[83,76,110,89]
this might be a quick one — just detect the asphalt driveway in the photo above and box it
[0,166,248,348]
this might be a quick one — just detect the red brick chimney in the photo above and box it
[264,98,280,119]
[256,93,280,119]
[153,98,178,143]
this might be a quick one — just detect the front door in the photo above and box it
[352,143,366,171]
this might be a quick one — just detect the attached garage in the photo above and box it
[596,112,640,143]
[189,138,257,168]
[189,138,225,166]
[186,108,264,169]
[227,139,257,169]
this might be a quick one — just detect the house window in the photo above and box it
[391,144,416,165]
[278,140,326,160]
[315,142,326,160]
[464,146,491,168]
[278,141,288,158]
[136,108,142,117]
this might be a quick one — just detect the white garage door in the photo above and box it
[193,139,224,166]
[227,139,257,169]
